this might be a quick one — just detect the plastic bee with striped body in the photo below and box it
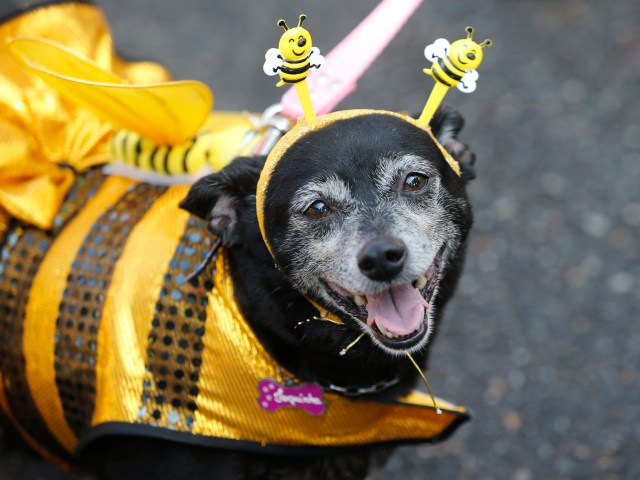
[7,37,262,183]
[263,14,324,87]
[109,129,219,179]
[424,26,491,93]
[418,26,492,125]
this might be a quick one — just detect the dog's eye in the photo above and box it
[304,200,330,219]
[403,173,429,193]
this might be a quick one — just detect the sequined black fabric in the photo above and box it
[54,183,166,436]
[0,169,102,460]
[137,217,215,430]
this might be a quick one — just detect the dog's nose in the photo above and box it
[357,237,406,281]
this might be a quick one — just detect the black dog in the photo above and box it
[75,106,476,480]
[0,102,475,480]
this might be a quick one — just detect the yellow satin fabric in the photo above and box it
[92,186,191,432]
[24,176,137,453]
[0,2,172,230]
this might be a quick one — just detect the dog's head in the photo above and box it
[181,107,475,357]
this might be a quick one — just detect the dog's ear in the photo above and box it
[430,105,477,183]
[179,156,266,246]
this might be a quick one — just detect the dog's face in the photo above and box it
[181,107,475,359]
[261,114,472,355]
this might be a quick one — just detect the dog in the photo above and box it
[0,4,480,479]
[0,104,476,480]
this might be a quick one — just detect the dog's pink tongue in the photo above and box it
[366,284,428,336]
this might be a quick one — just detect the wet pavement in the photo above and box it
[1,0,638,479]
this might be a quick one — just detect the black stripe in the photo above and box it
[51,168,104,235]
[149,145,159,171]
[279,63,310,75]
[0,226,73,460]
[182,140,195,173]
[134,137,142,167]
[283,52,311,64]
[151,146,169,174]
[280,77,306,84]
[163,147,171,174]
[136,217,214,430]
[120,132,128,164]
[0,170,105,460]
[432,67,455,87]
[438,57,463,81]
[53,183,166,437]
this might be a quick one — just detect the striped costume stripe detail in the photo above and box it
[0,169,104,461]
[136,216,216,430]
[0,227,71,461]
[53,183,166,436]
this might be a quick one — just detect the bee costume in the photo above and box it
[0,0,489,469]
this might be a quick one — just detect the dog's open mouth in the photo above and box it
[325,245,445,351]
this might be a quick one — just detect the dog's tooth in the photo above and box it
[376,322,396,339]
[414,276,427,290]
[354,294,367,307]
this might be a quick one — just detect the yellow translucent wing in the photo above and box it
[7,37,213,145]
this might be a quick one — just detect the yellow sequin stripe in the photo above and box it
[92,186,191,428]
[23,176,136,453]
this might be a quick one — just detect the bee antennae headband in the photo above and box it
[277,19,289,31]
[418,26,492,126]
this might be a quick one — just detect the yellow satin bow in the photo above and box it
[0,2,174,232]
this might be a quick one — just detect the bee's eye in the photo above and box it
[304,200,330,219]
[403,173,429,193]
[289,38,294,43]
[467,52,476,60]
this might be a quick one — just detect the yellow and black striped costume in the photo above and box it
[0,0,469,468]
[0,169,469,466]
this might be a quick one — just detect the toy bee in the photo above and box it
[109,129,219,179]
[418,26,492,126]
[263,14,323,124]
[7,37,258,183]
[263,14,324,87]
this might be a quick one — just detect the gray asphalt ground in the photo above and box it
[1,0,639,479]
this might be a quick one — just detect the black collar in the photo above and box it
[318,377,400,397]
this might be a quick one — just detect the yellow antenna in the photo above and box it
[417,26,492,127]
[339,332,366,356]
[263,14,324,124]
[407,353,442,414]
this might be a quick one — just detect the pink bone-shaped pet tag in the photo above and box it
[258,378,326,415]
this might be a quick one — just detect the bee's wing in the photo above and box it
[457,69,479,93]
[424,38,450,62]
[263,48,283,75]
[8,37,212,145]
[309,47,324,70]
